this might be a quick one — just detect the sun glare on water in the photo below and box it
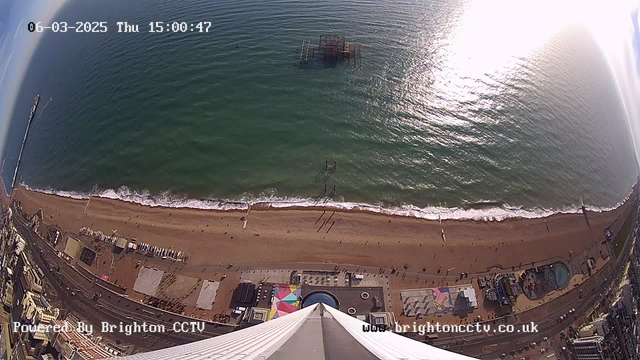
[451,0,628,73]
[403,0,632,119]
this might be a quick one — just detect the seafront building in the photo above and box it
[0,208,115,360]
[47,320,116,359]
[607,294,638,360]
[573,232,640,360]
[590,315,609,338]
[20,291,59,339]
[569,336,606,360]
[15,252,43,295]
[9,290,60,358]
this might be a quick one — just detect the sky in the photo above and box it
[0,0,639,175]
[602,1,640,168]
[0,0,66,163]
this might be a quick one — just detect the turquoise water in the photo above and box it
[2,0,638,218]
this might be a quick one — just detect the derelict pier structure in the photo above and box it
[299,35,362,66]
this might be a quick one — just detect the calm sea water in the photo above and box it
[2,0,638,217]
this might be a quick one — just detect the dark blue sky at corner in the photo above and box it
[632,7,640,75]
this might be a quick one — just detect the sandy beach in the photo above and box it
[11,185,629,275]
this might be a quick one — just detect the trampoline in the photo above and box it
[553,262,570,289]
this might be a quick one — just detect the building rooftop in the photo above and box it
[460,287,478,308]
[247,307,270,323]
[114,237,128,249]
[579,324,597,337]
[572,335,605,344]
[32,294,50,309]
[50,320,113,359]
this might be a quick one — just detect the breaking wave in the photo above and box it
[19,184,625,221]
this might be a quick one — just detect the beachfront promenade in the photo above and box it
[128,251,585,315]
[5,181,638,357]
[131,253,579,288]
[446,225,633,358]
[121,203,636,359]
[11,184,623,282]
[9,195,638,358]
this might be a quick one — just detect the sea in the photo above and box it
[2,0,639,220]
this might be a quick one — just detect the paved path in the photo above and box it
[133,251,570,284]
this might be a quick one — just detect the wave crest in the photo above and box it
[20,184,621,221]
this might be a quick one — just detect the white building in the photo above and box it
[618,279,633,316]
[570,336,605,360]
[20,291,59,341]
[110,303,477,360]
[578,324,597,337]
[590,314,609,336]
[19,252,43,294]
[460,287,478,309]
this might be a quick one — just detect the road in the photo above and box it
[451,215,636,358]
[12,213,235,353]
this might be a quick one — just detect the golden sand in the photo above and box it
[13,185,624,275]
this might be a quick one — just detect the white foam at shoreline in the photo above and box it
[20,184,624,221]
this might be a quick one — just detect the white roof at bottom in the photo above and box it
[108,304,319,360]
[110,303,478,360]
[323,305,477,360]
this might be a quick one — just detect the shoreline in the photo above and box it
[18,183,629,222]
[10,184,633,274]
[10,181,636,335]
